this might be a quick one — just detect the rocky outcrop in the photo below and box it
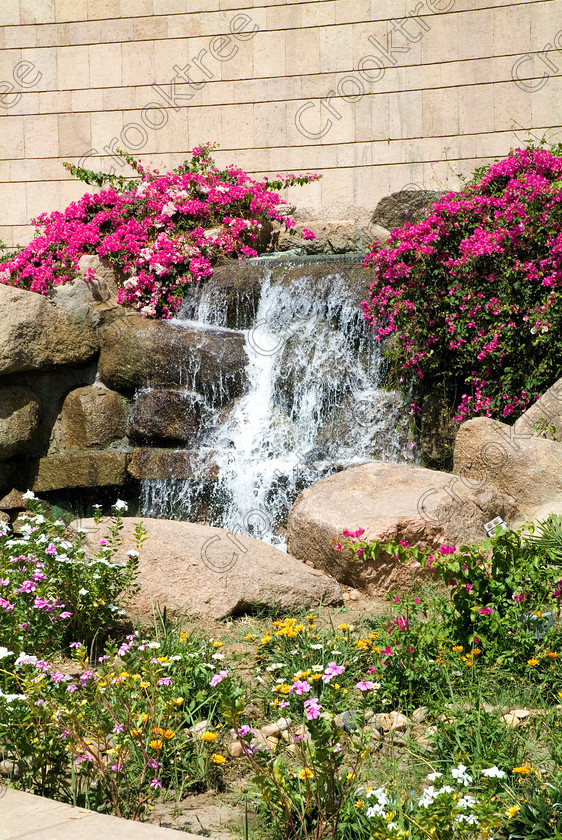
[371,190,445,231]
[0,386,40,461]
[50,384,129,452]
[48,255,121,327]
[271,220,379,255]
[127,448,217,481]
[0,285,98,374]
[127,389,202,444]
[286,461,522,595]
[73,517,343,621]
[453,416,562,517]
[98,314,247,402]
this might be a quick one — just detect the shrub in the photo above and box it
[361,143,562,421]
[0,143,320,319]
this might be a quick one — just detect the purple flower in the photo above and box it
[157,676,171,686]
[150,778,162,789]
[147,758,162,769]
[51,671,66,683]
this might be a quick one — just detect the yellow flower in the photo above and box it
[179,632,189,642]
[306,615,317,621]
[356,640,369,649]
[131,674,141,681]
[338,624,350,630]
[152,727,164,735]
[295,670,311,679]
[200,731,218,742]
[310,674,323,681]
[245,634,254,641]
[333,683,340,690]
[527,658,539,667]
[261,635,272,644]
[298,768,314,779]
[342,688,348,695]
[286,629,298,638]
[175,697,184,706]
[355,800,363,809]
[212,640,223,648]
[140,681,150,688]
[211,753,226,764]
[138,713,149,725]
[346,772,355,780]
[452,645,463,652]
[163,729,175,740]
[149,739,163,750]
[130,729,142,738]
[548,652,559,659]
[512,764,531,774]
[535,610,543,618]
[274,684,291,694]
[507,805,520,818]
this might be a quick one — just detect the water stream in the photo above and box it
[139,257,414,547]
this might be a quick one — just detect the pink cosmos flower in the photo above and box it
[322,662,345,683]
[356,681,380,691]
[304,697,322,719]
[289,680,311,695]
[209,669,228,687]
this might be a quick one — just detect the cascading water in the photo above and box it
[140,256,415,547]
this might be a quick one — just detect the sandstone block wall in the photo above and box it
[0,0,560,247]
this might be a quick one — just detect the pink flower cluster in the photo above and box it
[362,146,562,422]
[1,144,320,320]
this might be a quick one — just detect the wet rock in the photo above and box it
[49,384,129,452]
[127,448,218,481]
[0,284,98,374]
[180,262,263,330]
[99,314,247,404]
[0,386,40,461]
[127,389,202,444]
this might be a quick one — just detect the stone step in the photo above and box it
[0,788,202,840]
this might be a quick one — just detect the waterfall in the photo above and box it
[139,256,415,547]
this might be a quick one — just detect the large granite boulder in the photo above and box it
[0,386,40,461]
[0,285,98,374]
[453,416,562,517]
[127,389,202,444]
[98,314,247,403]
[49,384,129,452]
[286,461,522,595]
[48,255,121,328]
[73,517,343,621]
[371,190,445,230]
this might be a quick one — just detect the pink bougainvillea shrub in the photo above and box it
[0,144,320,319]
[362,145,562,421]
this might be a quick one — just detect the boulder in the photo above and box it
[27,451,129,492]
[371,190,445,230]
[0,488,28,511]
[127,448,218,481]
[49,384,129,452]
[272,220,371,255]
[513,377,562,442]
[72,517,343,621]
[453,416,562,516]
[127,389,202,444]
[286,461,522,595]
[48,255,122,327]
[0,386,40,461]
[0,285,98,374]
[98,314,247,403]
